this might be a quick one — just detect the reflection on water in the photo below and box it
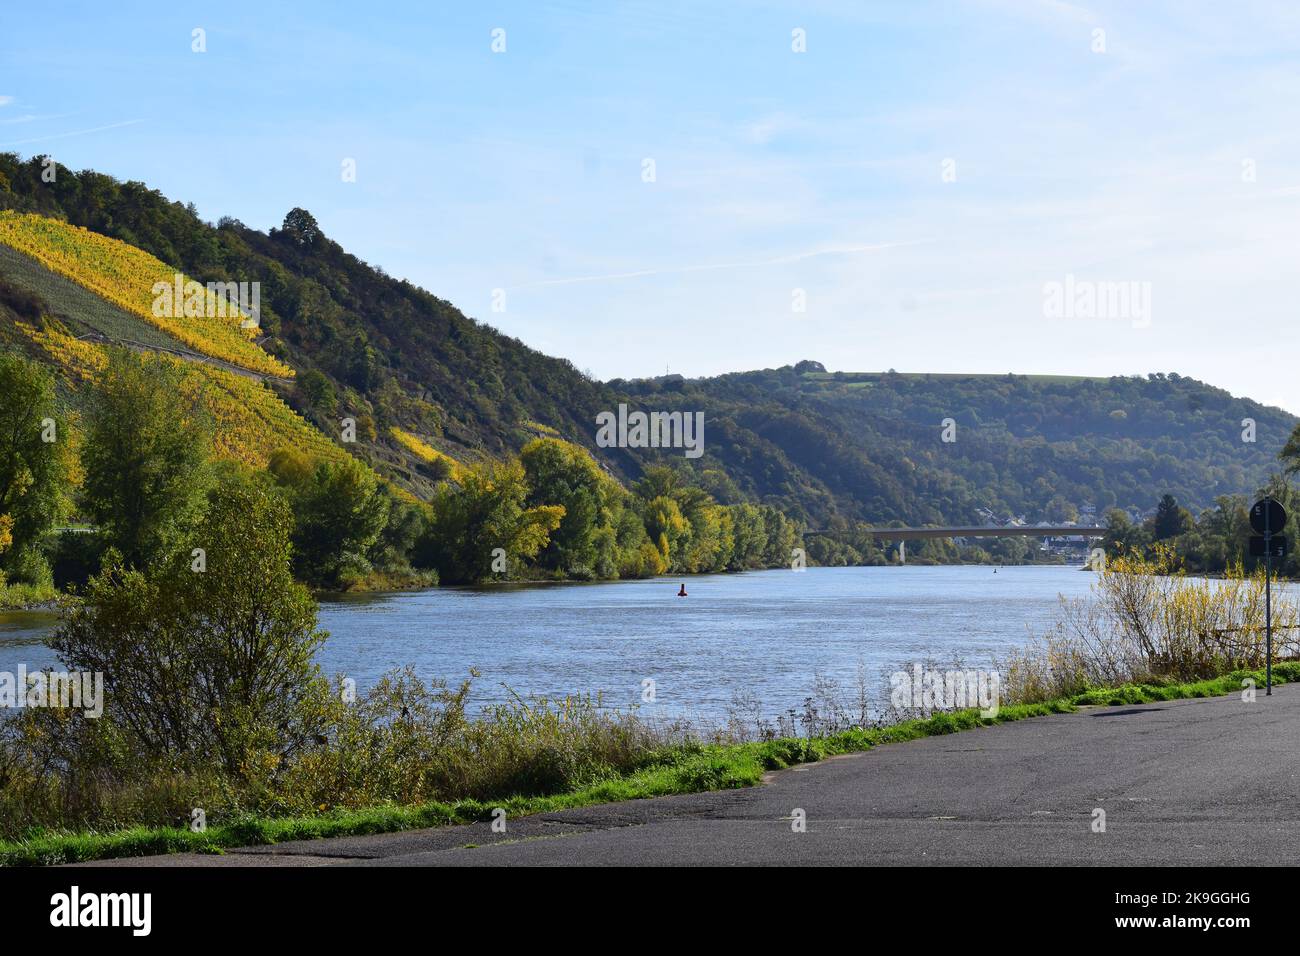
[0,610,60,648]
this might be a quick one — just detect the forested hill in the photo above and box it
[610,365,1295,531]
[0,152,633,495]
[1,152,1293,544]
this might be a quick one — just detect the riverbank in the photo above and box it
[8,565,1290,724]
[6,661,1296,867]
[0,581,59,612]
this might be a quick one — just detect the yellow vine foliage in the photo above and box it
[20,324,350,471]
[521,419,560,436]
[0,212,292,378]
[390,426,462,481]
[182,365,348,468]
[17,322,108,379]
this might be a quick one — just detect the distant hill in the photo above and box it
[1,152,1292,555]
[611,366,1294,530]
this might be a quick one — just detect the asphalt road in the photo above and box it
[87,682,1300,866]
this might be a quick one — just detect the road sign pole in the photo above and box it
[1250,495,1287,697]
[1266,500,1273,696]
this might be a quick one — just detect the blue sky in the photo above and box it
[3,1,1300,411]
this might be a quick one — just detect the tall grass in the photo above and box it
[0,667,692,842]
[1001,546,1299,704]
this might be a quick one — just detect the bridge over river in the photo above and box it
[807,525,1106,563]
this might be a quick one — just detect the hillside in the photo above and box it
[0,213,289,377]
[614,364,1293,527]
[0,154,630,502]
[0,225,358,476]
[1,152,1294,552]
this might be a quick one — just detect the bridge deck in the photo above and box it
[860,526,1105,540]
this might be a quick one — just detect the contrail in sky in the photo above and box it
[1,119,144,148]
[517,238,934,288]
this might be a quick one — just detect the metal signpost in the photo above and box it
[1249,497,1288,696]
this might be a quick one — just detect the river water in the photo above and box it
[0,565,1109,721]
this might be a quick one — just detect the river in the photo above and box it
[0,565,1112,722]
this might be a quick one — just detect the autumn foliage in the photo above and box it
[0,212,292,377]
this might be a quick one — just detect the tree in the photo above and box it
[414,459,563,584]
[81,354,211,570]
[1103,508,1147,556]
[1280,427,1300,476]
[633,465,681,501]
[640,495,689,567]
[280,207,322,249]
[268,446,314,486]
[710,505,735,572]
[520,437,619,577]
[1174,495,1248,572]
[1044,495,1079,523]
[51,473,328,775]
[728,503,768,570]
[0,514,12,576]
[760,506,798,567]
[1151,493,1193,541]
[631,465,741,572]
[366,484,426,579]
[296,369,338,415]
[0,352,72,582]
[275,456,390,588]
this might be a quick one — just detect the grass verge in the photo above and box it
[4,661,1297,867]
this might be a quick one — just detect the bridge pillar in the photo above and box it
[899,540,906,565]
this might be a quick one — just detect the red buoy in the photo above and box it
[677,583,688,597]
